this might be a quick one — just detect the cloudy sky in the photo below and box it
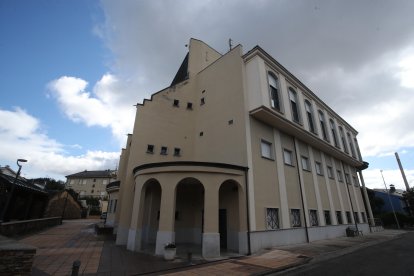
[1,0,413,190]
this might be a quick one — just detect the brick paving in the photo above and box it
[19,220,406,276]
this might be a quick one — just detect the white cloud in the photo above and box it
[0,107,119,180]
[362,168,414,191]
[47,74,136,144]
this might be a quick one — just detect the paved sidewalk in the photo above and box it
[20,220,406,275]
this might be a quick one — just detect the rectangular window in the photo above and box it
[337,170,343,182]
[283,149,293,166]
[289,88,301,123]
[174,148,181,156]
[147,144,154,154]
[200,97,205,105]
[345,173,350,184]
[330,119,339,148]
[361,212,366,223]
[266,208,280,230]
[305,100,316,134]
[339,126,349,153]
[318,110,329,141]
[301,156,310,171]
[315,162,323,175]
[290,209,301,227]
[187,102,193,109]
[346,211,352,224]
[324,210,331,225]
[347,132,356,158]
[336,211,343,224]
[309,210,319,226]
[353,176,359,187]
[261,140,273,159]
[160,146,168,155]
[173,99,179,107]
[327,166,334,179]
[268,73,281,111]
[354,212,360,223]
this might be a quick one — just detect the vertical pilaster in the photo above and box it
[359,171,375,226]
[321,153,336,224]
[308,146,324,226]
[203,185,220,258]
[273,129,290,228]
[331,160,346,224]
[155,183,176,255]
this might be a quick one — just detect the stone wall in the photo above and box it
[0,235,36,275]
[0,217,61,237]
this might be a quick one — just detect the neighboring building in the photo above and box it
[65,170,116,198]
[113,39,372,258]
[373,186,409,215]
[105,180,120,228]
[0,166,49,222]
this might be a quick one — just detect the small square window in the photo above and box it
[283,149,293,166]
[336,211,343,224]
[309,210,318,226]
[327,166,334,179]
[324,210,331,225]
[301,156,310,171]
[200,97,205,105]
[187,102,193,109]
[160,146,168,155]
[266,208,279,230]
[261,140,273,160]
[228,119,233,125]
[199,131,204,137]
[337,170,343,182]
[91,190,94,193]
[147,144,154,154]
[174,148,181,156]
[290,209,301,227]
[315,162,323,175]
[173,99,179,107]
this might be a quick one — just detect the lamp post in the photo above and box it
[380,170,400,229]
[0,159,27,222]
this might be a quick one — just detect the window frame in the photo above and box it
[315,161,323,176]
[301,156,311,171]
[290,209,301,227]
[329,119,340,148]
[146,144,155,154]
[339,126,349,153]
[283,149,294,166]
[327,166,334,179]
[174,147,181,156]
[324,210,332,225]
[268,72,281,112]
[160,146,168,155]
[266,208,280,230]
[318,110,329,142]
[288,87,301,124]
[337,170,343,182]
[336,211,343,224]
[305,100,317,134]
[309,209,319,226]
[260,139,274,160]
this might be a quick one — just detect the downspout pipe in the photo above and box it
[244,168,252,255]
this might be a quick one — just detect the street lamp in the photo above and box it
[0,159,28,222]
[380,170,400,229]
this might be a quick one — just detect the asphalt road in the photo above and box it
[276,231,414,276]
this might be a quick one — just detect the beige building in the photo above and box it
[113,39,373,258]
[66,170,116,198]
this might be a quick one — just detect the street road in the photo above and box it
[277,231,414,276]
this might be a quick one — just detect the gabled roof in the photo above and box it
[66,170,116,179]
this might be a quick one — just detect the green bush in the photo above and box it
[379,212,414,227]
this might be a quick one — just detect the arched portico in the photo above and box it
[128,162,248,258]
[174,178,204,254]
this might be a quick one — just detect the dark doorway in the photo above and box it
[219,209,227,249]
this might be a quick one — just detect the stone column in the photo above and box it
[155,183,176,255]
[202,185,220,258]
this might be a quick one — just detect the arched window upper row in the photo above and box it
[266,71,358,159]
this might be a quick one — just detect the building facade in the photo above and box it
[65,170,116,198]
[113,39,373,258]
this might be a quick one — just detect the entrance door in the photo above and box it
[219,209,227,249]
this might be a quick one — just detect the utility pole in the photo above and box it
[395,152,410,191]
